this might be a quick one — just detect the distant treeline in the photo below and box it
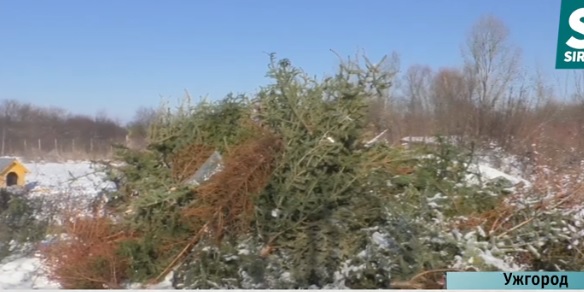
[0,99,129,157]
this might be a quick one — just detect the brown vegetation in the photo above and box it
[368,15,584,169]
[40,125,284,288]
[171,144,215,181]
[23,13,584,290]
[180,128,283,242]
[0,100,127,160]
[40,215,134,289]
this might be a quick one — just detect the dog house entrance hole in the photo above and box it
[6,172,18,186]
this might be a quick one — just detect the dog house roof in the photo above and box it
[0,158,22,173]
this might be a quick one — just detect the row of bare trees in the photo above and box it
[398,15,527,140]
[0,99,128,158]
[365,15,584,166]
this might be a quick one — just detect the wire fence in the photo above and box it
[0,137,127,160]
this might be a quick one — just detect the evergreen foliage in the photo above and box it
[40,55,584,289]
[0,188,49,260]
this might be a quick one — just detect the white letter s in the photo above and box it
[567,8,584,49]
[565,51,573,62]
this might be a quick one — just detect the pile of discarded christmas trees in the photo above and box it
[40,56,584,289]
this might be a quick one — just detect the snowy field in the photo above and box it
[0,154,577,289]
[0,161,174,289]
[0,161,108,289]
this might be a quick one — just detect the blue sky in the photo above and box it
[0,1,563,122]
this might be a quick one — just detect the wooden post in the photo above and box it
[1,126,5,156]
[72,138,75,152]
[38,138,42,151]
[54,138,58,153]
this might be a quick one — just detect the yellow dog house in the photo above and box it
[0,157,28,187]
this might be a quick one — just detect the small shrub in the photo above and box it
[0,188,49,260]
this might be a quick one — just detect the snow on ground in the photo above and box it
[0,160,174,289]
[466,163,531,188]
[0,254,59,289]
[0,151,546,289]
[0,161,111,289]
[25,160,113,198]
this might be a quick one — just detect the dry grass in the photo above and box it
[10,150,115,163]
[451,199,514,235]
[454,158,584,234]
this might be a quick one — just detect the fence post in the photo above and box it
[1,127,5,156]
[54,138,58,153]
[38,138,42,151]
[72,138,75,152]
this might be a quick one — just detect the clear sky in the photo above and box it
[0,1,563,123]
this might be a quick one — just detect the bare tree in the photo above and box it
[400,65,434,135]
[462,15,522,136]
[571,71,584,104]
[132,107,158,127]
[431,68,474,137]
[127,107,158,136]
[126,106,159,149]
